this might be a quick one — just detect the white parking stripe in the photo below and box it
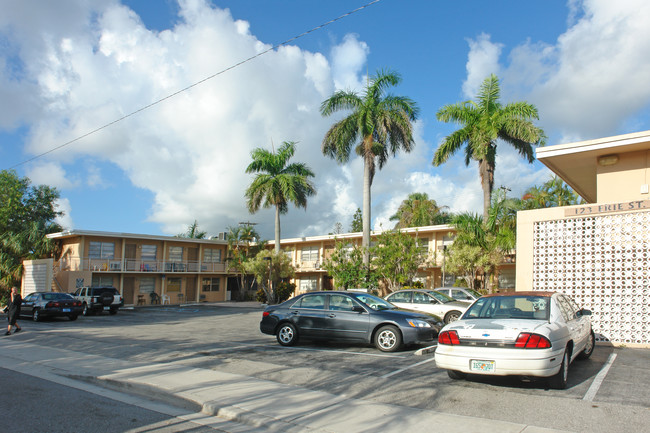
[282,345,406,358]
[381,357,437,378]
[583,352,617,401]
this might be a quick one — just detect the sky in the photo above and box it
[2,0,650,241]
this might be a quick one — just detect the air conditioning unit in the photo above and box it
[218,232,227,240]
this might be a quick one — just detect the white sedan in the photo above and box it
[385,289,471,324]
[435,291,595,389]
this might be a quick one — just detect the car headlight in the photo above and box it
[407,318,431,328]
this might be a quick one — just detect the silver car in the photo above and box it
[385,289,471,324]
[435,287,482,302]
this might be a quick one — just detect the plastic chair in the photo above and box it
[161,295,170,305]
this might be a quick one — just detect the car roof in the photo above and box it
[481,291,557,298]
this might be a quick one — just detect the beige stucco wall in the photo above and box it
[597,149,650,202]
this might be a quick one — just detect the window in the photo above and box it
[203,249,222,263]
[166,278,181,292]
[91,276,114,286]
[413,292,431,304]
[202,278,220,292]
[169,246,183,262]
[498,268,516,289]
[139,277,155,293]
[300,276,318,292]
[89,242,115,259]
[294,294,326,309]
[418,237,429,256]
[328,294,356,311]
[301,246,319,262]
[388,291,412,303]
[141,245,157,261]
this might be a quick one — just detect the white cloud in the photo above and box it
[463,33,503,99]
[54,198,74,230]
[330,33,369,91]
[27,162,76,189]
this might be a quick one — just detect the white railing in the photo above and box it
[56,257,228,273]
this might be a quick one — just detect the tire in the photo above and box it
[448,370,467,380]
[109,308,118,315]
[276,323,298,346]
[549,348,569,389]
[100,292,114,306]
[33,309,41,322]
[82,303,92,316]
[578,329,595,360]
[68,314,78,321]
[444,311,462,324]
[374,325,402,352]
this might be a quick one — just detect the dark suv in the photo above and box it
[73,286,124,316]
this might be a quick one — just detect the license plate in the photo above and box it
[470,360,495,373]
[103,306,110,310]
[63,308,71,312]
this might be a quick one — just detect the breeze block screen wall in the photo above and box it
[533,211,650,345]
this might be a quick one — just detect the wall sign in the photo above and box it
[564,200,650,217]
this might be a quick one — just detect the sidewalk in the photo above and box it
[0,339,571,433]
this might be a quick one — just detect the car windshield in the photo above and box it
[463,296,550,320]
[354,293,396,311]
[425,290,455,303]
[465,289,482,298]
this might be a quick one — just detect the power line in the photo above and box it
[7,0,382,170]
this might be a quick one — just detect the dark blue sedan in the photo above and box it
[260,291,443,352]
[20,292,83,321]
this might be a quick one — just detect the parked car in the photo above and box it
[435,287,482,302]
[72,286,124,315]
[20,292,83,321]
[435,291,595,389]
[384,289,471,324]
[260,291,443,352]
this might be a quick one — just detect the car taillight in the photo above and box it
[438,330,460,345]
[515,333,551,348]
[262,311,270,317]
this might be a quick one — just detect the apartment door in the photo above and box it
[186,277,196,302]
[123,277,135,305]
[187,247,198,271]
[125,244,136,271]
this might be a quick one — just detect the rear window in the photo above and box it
[90,287,118,295]
[42,293,73,301]
[464,296,549,320]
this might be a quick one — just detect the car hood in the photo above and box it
[390,308,443,324]
[442,318,551,341]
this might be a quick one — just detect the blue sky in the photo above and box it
[2,0,650,240]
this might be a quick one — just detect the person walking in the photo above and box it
[5,286,22,335]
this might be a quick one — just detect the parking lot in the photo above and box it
[5,304,650,432]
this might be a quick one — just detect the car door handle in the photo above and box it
[328,313,336,318]
[290,310,299,315]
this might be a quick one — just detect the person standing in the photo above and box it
[5,286,22,335]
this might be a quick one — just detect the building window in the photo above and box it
[301,246,319,262]
[300,276,318,292]
[498,268,516,289]
[91,276,114,286]
[141,245,157,261]
[166,278,181,292]
[418,237,429,256]
[139,277,155,293]
[202,278,220,292]
[89,242,114,259]
[169,246,183,262]
[203,249,222,263]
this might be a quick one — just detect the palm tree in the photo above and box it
[433,74,545,222]
[320,69,419,265]
[177,220,207,239]
[245,141,316,253]
[390,192,450,228]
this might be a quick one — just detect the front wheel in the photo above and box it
[549,348,569,389]
[33,309,41,322]
[578,329,595,360]
[276,323,298,346]
[374,325,402,352]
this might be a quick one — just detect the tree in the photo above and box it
[350,208,363,232]
[521,176,583,209]
[433,74,545,222]
[245,250,294,304]
[390,192,450,228]
[370,229,424,293]
[0,170,63,301]
[176,220,207,239]
[321,69,419,265]
[245,141,316,253]
[322,241,370,290]
[226,224,263,300]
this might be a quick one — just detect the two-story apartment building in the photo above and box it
[43,230,235,304]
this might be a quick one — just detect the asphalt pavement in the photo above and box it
[0,329,570,433]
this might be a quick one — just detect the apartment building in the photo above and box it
[45,230,235,305]
[517,130,650,346]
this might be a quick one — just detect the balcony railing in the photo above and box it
[56,257,228,273]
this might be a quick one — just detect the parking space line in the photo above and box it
[272,345,406,358]
[381,357,437,378]
[583,352,617,401]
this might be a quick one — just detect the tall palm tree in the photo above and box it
[320,69,419,265]
[177,220,207,239]
[390,192,450,228]
[245,141,316,253]
[433,74,545,222]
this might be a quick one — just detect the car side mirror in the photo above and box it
[580,308,592,316]
[352,306,365,313]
